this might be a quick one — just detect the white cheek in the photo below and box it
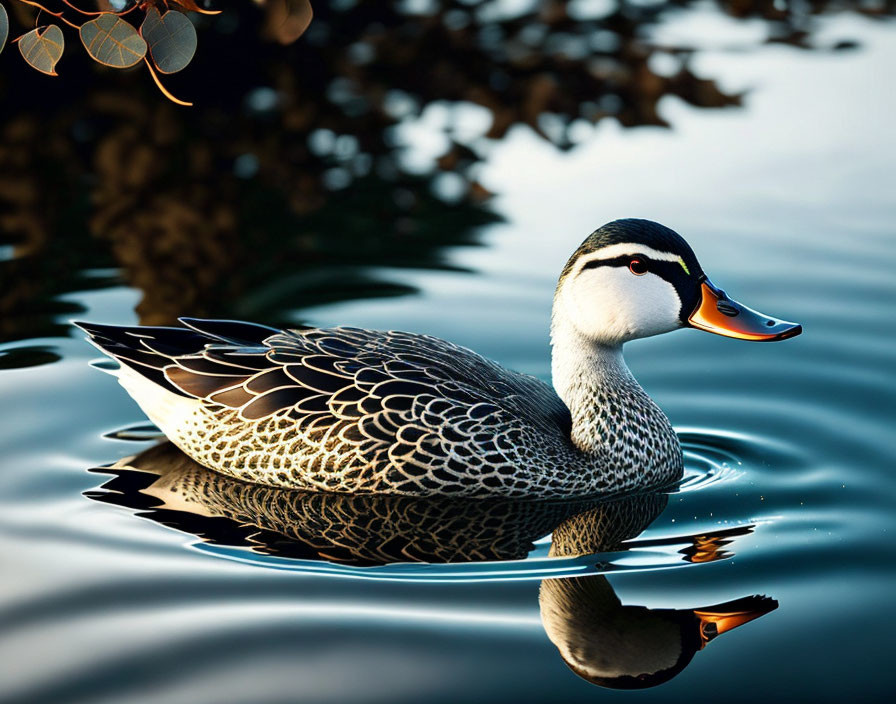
[562,269,682,343]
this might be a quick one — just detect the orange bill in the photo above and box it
[687,278,801,341]
[694,595,778,649]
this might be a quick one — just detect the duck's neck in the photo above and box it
[550,317,665,454]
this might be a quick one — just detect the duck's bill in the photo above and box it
[687,278,802,341]
[694,595,778,649]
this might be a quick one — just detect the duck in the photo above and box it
[76,218,800,498]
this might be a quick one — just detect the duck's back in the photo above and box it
[81,319,587,497]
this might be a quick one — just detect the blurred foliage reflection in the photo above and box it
[1,0,892,343]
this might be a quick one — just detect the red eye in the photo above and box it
[629,258,648,275]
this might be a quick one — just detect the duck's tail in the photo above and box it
[73,318,282,439]
[72,318,279,397]
[73,321,208,397]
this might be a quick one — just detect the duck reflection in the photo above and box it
[90,441,776,689]
[543,504,776,689]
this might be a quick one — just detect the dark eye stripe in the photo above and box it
[579,256,688,282]
[581,255,633,270]
[580,255,653,271]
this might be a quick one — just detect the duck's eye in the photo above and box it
[628,258,648,275]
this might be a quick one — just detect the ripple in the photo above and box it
[676,429,752,493]
[675,426,807,494]
[104,423,165,442]
[187,519,756,583]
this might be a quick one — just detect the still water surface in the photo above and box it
[2,8,895,704]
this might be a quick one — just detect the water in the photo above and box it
[2,5,896,703]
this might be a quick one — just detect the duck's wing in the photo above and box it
[77,319,572,482]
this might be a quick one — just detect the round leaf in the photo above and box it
[80,13,147,69]
[1,4,9,57]
[140,8,197,75]
[18,25,64,76]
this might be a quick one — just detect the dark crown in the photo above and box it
[559,219,703,282]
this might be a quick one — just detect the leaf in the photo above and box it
[263,0,313,46]
[18,25,64,76]
[140,7,197,74]
[1,4,8,57]
[80,13,147,69]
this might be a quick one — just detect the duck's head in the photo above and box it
[553,219,801,346]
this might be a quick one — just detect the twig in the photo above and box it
[17,0,80,28]
[144,56,192,106]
